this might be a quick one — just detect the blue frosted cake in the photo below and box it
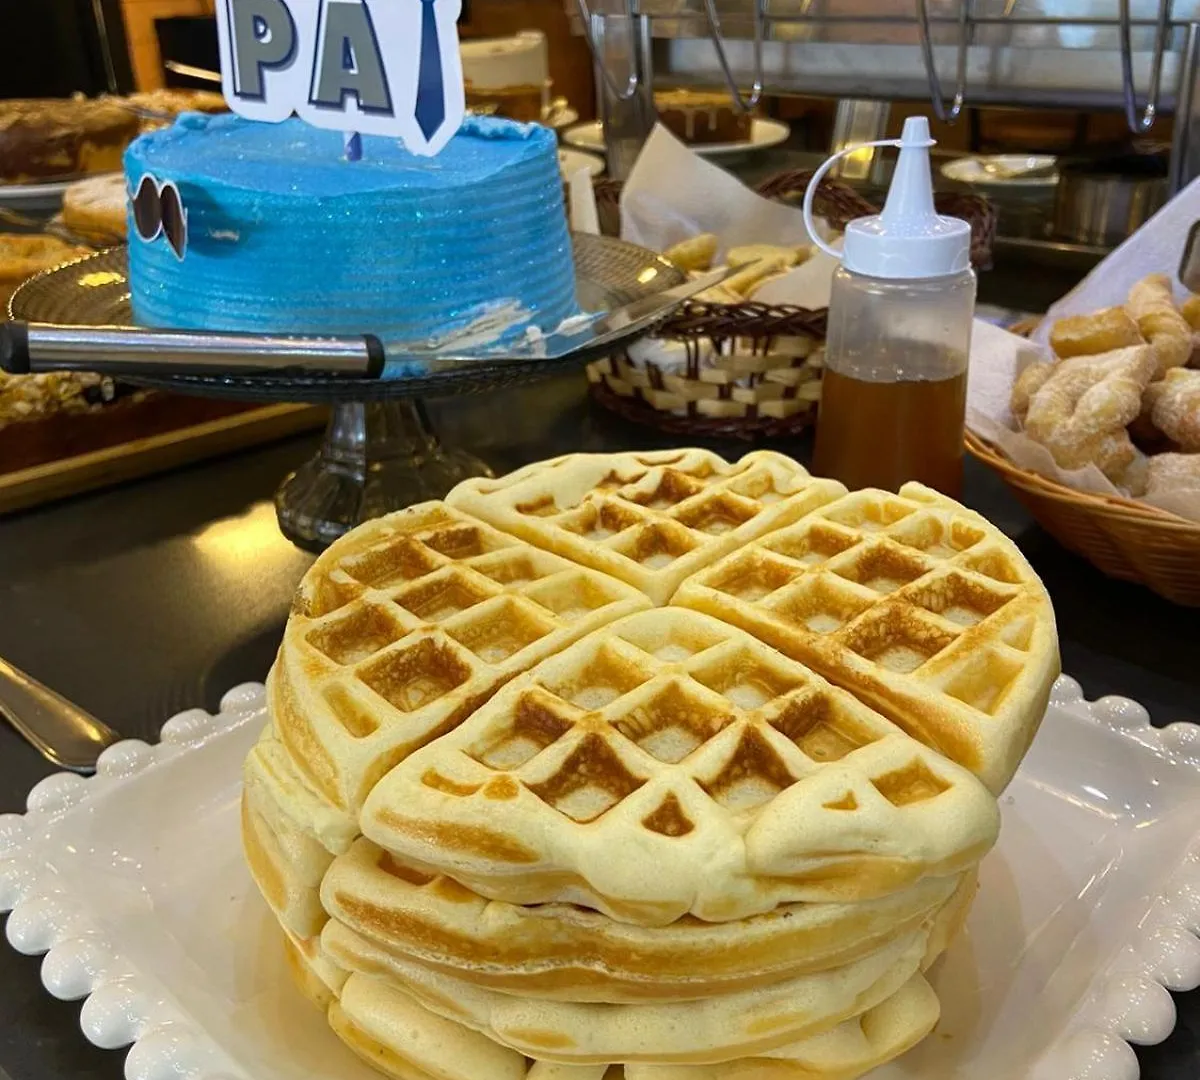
[123,113,577,347]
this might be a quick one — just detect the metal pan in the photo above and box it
[1052,152,1168,248]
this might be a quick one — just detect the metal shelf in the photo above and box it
[573,0,1200,186]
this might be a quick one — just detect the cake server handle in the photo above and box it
[0,656,120,774]
[0,322,386,378]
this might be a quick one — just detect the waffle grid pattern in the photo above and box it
[674,484,1058,793]
[447,450,847,604]
[362,610,998,924]
[275,503,649,814]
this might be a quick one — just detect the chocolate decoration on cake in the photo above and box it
[131,173,188,261]
[132,175,162,242]
[160,184,188,260]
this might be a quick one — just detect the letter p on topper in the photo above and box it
[216,0,466,156]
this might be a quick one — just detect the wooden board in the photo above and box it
[0,402,326,514]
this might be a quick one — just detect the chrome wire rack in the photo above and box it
[572,0,1200,188]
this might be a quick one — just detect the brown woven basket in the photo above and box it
[966,430,1200,606]
[587,171,996,438]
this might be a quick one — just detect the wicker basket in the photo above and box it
[966,430,1200,606]
[587,172,996,438]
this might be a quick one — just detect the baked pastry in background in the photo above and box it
[655,89,753,145]
[1047,307,1141,359]
[0,232,106,434]
[1126,273,1192,376]
[0,97,139,183]
[1023,346,1156,482]
[62,173,127,243]
[124,89,229,133]
[124,89,227,116]
[1145,452,1200,495]
[0,369,112,432]
[0,232,89,310]
[1144,367,1200,451]
[461,31,548,123]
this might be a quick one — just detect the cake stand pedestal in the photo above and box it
[275,400,492,550]
[7,234,682,550]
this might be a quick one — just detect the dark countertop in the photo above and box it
[0,373,1197,1079]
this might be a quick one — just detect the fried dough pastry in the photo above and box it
[691,284,742,305]
[1009,360,1055,424]
[1024,346,1158,481]
[724,256,790,297]
[1048,307,1142,359]
[1181,293,1200,331]
[1126,274,1192,375]
[665,234,718,273]
[1145,451,1200,496]
[727,244,804,269]
[1144,367,1200,451]
[1115,448,1151,497]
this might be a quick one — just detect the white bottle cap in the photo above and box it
[803,116,972,281]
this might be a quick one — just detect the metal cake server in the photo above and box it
[0,657,120,773]
[0,265,737,379]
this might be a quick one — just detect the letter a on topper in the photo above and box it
[216,0,465,156]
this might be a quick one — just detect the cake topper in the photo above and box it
[215,0,466,156]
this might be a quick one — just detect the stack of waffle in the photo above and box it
[243,449,1059,1080]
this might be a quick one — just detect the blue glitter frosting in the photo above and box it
[124,113,577,346]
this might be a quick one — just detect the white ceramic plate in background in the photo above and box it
[565,118,790,158]
[558,147,605,181]
[544,103,580,131]
[1,676,1198,1080]
[941,155,1059,189]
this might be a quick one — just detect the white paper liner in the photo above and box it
[1032,173,1200,343]
[626,335,714,374]
[966,311,1200,524]
[619,124,820,259]
[750,241,842,310]
[568,167,600,235]
[615,124,840,312]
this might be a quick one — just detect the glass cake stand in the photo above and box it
[9,236,683,550]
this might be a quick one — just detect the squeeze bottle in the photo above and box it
[807,116,975,497]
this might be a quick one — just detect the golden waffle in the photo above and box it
[360,609,998,925]
[328,966,937,1080]
[673,482,1059,793]
[322,917,928,1064]
[247,723,360,852]
[242,727,355,937]
[242,784,328,940]
[330,971,528,1080]
[321,837,965,1002]
[445,450,847,605]
[621,974,938,1080]
[273,501,650,816]
[282,926,348,1012]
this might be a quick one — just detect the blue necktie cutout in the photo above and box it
[415,0,445,140]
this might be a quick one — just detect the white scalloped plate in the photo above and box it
[1,677,1198,1080]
